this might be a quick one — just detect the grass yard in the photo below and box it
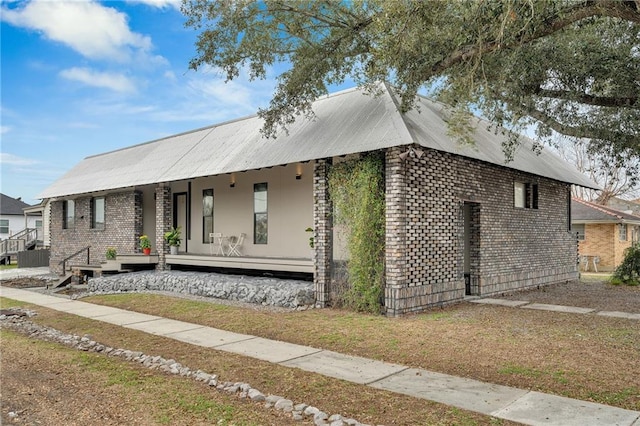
[1,279,639,424]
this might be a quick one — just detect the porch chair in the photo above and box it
[209,232,225,256]
[227,233,245,256]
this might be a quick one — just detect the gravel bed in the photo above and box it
[87,270,316,309]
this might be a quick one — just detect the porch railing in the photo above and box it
[0,228,38,259]
[59,245,91,275]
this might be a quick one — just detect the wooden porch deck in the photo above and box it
[165,253,313,274]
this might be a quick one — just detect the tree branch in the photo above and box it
[530,87,639,108]
[523,104,638,143]
[429,1,640,78]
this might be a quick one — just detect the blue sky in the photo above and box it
[1,0,354,205]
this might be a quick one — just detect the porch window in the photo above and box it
[254,182,268,244]
[63,200,75,229]
[619,223,628,241]
[514,182,538,209]
[0,219,8,234]
[572,224,585,241]
[91,197,105,230]
[203,189,213,243]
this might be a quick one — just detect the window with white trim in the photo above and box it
[619,223,628,241]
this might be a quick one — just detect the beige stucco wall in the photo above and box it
[140,185,157,244]
[170,163,314,258]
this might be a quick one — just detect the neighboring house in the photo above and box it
[571,198,640,272]
[0,193,38,238]
[0,193,42,263]
[38,84,596,316]
[23,199,51,247]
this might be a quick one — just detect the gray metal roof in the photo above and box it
[38,83,597,199]
[571,198,640,224]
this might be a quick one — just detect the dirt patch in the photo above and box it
[0,277,50,289]
[1,330,303,426]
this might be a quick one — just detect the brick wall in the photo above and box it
[578,224,639,272]
[313,159,333,307]
[579,224,615,271]
[384,147,578,316]
[155,185,172,271]
[49,191,142,274]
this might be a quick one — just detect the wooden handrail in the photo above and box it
[0,228,38,257]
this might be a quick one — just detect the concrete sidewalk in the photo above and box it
[1,286,639,426]
[470,298,640,320]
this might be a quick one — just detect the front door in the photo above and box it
[174,193,187,252]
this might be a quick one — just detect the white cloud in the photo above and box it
[1,126,10,134]
[60,67,136,93]
[0,153,39,166]
[126,0,181,10]
[1,0,158,63]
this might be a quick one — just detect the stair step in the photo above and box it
[53,273,73,288]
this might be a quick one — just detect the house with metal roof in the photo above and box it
[571,198,640,272]
[39,83,597,315]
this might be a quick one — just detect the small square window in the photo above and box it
[514,181,539,210]
[572,224,585,241]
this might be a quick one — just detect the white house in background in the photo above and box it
[0,193,41,239]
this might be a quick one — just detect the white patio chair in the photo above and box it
[209,232,225,256]
[227,233,245,256]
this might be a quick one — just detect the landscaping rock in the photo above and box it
[87,271,315,308]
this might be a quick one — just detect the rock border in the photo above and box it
[1,308,373,426]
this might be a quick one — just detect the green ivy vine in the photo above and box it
[328,153,385,313]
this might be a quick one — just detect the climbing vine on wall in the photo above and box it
[328,153,385,313]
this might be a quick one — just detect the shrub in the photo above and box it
[328,153,385,313]
[105,247,117,260]
[611,243,640,286]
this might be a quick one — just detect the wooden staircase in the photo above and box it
[0,228,38,264]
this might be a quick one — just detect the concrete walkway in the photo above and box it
[1,286,639,426]
[469,298,640,320]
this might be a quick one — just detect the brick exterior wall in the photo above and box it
[579,223,640,271]
[155,185,172,271]
[382,147,578,316]
[313,159,333,307]
[384,147,408,313]
[49,191,142,274]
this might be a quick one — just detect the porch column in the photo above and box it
[313,159,333,307]
[155,185,171,271]
[385,147,408,316]
[134,191,143,246]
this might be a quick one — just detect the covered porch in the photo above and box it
[165,253,313,274]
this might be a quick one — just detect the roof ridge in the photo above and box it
[572,197,632,220]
